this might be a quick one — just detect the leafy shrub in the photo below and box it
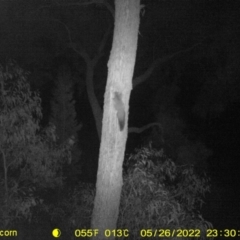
[0,61,74,227]
[30,182,95,240]
[118,145,212,239]
[44,145,212,240]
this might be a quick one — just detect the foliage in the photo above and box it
[50,64,82,144]
[30,182,95,240]
[37,145,212,240]
[0,61,74,227]
[118,144,212,239]
[151,83,212,168]
[0,180,41,227]
[50,64,82,182]
[53,182,94,229]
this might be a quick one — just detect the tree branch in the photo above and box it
[133,42,202,89]
[128,122,162,134]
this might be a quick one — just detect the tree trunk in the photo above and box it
[90,0,140,239]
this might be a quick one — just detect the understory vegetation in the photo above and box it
[26,146,212,240]
[0,62,212,239]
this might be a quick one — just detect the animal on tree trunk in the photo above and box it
[113,91,125,131]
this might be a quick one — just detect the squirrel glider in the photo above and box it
[113,91,125,131]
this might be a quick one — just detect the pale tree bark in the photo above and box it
[90,0,140,239]
[33,1,201,139]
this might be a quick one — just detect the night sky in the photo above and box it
[1,0,240,233]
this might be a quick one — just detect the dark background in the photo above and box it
[0,0,240,231]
